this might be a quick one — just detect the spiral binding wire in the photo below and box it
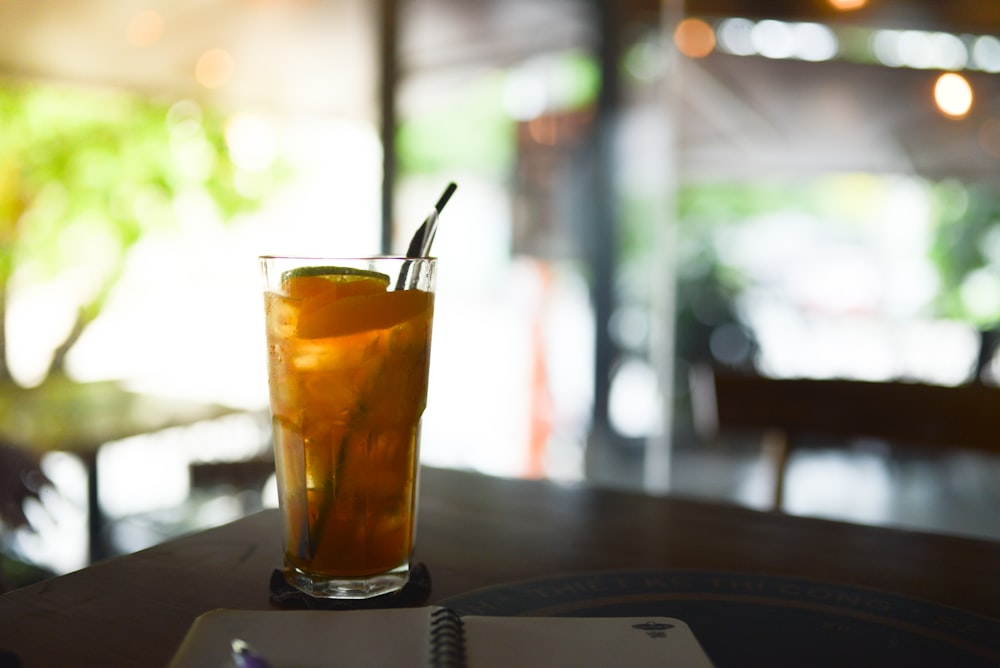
[429,607,467,668]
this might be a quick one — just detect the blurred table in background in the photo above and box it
[0,376,240,561]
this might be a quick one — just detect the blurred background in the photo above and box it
[0,0,998,584]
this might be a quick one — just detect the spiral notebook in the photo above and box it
[168,606,714,667]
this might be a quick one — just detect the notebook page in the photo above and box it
[168,607,435,668]
[462,615,715,668]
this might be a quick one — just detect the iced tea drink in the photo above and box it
[260,256,436,599]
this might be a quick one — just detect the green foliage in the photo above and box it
[928,180,1000,326]
[395,51,599,178]
[677,174,886,224]
[1,82,254,276]
[671,176,1000,366]
[0,79,273,380]
[551,50,600,111]
[397,72,515,177]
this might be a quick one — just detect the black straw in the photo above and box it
[405,182,457,259]
[397,182,457,290]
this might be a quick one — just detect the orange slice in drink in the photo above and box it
[297,289,432,339]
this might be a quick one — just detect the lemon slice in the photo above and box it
[281,266,391,300]
[281,265,391,286]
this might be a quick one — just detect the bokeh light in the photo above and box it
[166,99,204,138]
[972,35,1000,73]
[934,72,973,118]
[792,23,838,62]
[717,18,755,56]
[674,18,716,59]
[752,20,795,59]
[195,48,235,90]
[898,30,935,69]
[225,113,277,171]
[718,19,837,62]
[929,32,968,70]
[829,0,867,9]
[126,11,164,48]
[872,30,904,67]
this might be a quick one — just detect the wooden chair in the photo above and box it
[690,365,1000,511]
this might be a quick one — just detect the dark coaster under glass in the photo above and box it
[268,562,432,611]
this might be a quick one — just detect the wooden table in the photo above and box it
[0,466,998,666]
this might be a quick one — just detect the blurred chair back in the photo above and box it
[690,365,1000,510]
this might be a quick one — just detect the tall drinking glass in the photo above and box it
[259,256,436,599]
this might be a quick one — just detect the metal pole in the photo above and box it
[379,0,398,254]
[591,0,619,435]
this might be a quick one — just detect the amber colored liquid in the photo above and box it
[264,272,433,578]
